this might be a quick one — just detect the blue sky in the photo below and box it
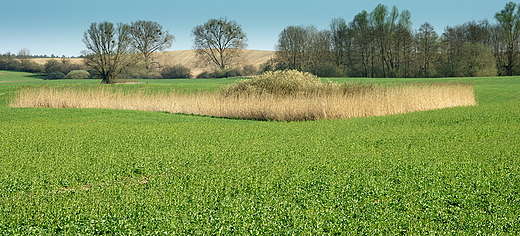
[0,0,513,57]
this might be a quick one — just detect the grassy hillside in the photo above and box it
[0,72,519,234]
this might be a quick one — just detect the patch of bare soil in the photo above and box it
[30,58,84,65]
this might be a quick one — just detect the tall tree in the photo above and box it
[308,29,334,76]
[495,2,520,76]
[17,48,32,71]
[416,22,440,77]
[441,21,496,77]
[349,10,374,77]
[129,20,175,69]
[369,4,413,77]
[459,43,497,77]
[274,25,314,71]
[82,21,135,84]
[0,52,18,71]
[192,18,247,69]
[330,18,351,69]
[274,25,333,75]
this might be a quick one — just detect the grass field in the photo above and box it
[1,70,519,234]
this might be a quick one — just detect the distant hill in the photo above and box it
[31,49,275,76]
[154,49,275,75]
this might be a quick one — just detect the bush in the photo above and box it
[196,71,211,79]
[44,59,61,74]
[220,68,243,78]
[45,71,66,80]
[222,70,323,96]
[66,70,90,79]
[197,67,249,79]
[242,65,258,76]
[44,58,85,75]
[211,68,243,78]
[161,65,192,79]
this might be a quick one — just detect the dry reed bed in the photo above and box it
[11,83,476,121]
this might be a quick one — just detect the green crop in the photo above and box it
[0,71,519,234]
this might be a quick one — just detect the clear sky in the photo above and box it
[0,0,513,57]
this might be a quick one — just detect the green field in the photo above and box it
[1,71,519,234]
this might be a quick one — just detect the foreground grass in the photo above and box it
[0,71,519,234]
[1,104,519,234]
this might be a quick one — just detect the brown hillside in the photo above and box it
[30,50,275,76]
[154,49,275,75]
[30,58,84,65]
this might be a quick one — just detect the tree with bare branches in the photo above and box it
[494,2,520,76]
[82,21,135,84]
[192,18,248,69]
[129,20,174,69]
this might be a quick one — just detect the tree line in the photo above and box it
[267,2,520,78]
[81,18,256,83]
[3,2,520,80]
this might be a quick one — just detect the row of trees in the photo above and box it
[0,49,90,76]
[0,49,42,73]
[5,3,520,80]
[81,18,251,83]
[268,2,520,78]
[82,20,175,83]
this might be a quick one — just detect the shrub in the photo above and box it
[44,58,85,75]
[45,71,66,80]
[213,68,244,78]
[196,71,212,79]
[66,70,90,79]
[44,59,62,74]
[19,61,43,73]
[161,65,192,79]
[222,69,323,96]
[197,68,245,78]
[242,65,258,76]
[210,70,227,78]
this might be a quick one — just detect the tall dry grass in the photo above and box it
[11,83,476,121]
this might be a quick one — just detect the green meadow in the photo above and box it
[0,70,519,234]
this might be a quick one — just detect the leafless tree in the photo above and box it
[129,20,174,69]
[275,25,316,71]
[192,18,248,69]
[416,22,440,77]
[82,22,135,84]
[494,2,520,76]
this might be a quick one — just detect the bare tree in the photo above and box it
[440,20,496,77]
[369,4,413,77]
[495,2,520,76]
[349,10,374,77]
[192,18,248,69]
[416,22,440,77]
[129,20,175,69]
[275,25,316,71]
[330,18,351,69]
[17,48,31,69]
[82,21,135,84]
